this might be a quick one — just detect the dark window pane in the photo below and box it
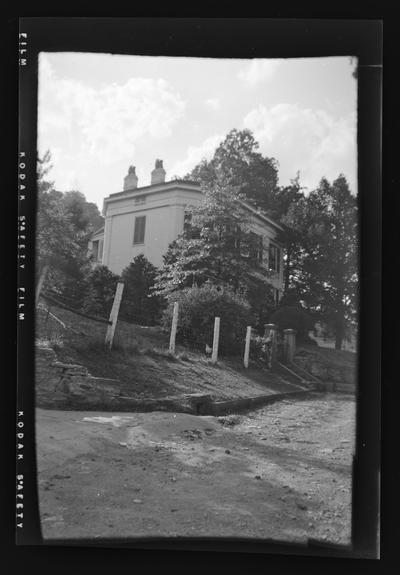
[92,240,99,260]
[133,216,146,244]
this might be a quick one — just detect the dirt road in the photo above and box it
[36,393,355,545]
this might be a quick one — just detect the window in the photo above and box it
[184,211,200,239]
[245,232,263,263]
[133,215,146,244]
[268,243,281,273]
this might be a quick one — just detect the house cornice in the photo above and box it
[102,179,284,233]
[102,180,202,215]
[237,199,284,232]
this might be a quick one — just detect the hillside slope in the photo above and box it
[36,303,304,402]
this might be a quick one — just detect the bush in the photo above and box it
[161,284,254,355]
[82,265,120,318]
[270,305,314,341]
[119,255,164,326]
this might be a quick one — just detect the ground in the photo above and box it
[36,393,355,545]
[37,303,310,403]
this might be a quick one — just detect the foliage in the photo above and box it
[63,190,104,235]
[161,283,254,355]
[282,175,358,349]
[82,265,120,318]
[154,177,271,299]
[36,152,80,271]
[249,335,273,365]
[270,305,314,341]
[187,129,280,216]
[37,151,106,308]
[119,255,164,326]
[245,278,277,333]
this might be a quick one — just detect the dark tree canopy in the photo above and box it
[120,255,164,326]
[187,129,280,217]
[63,190,104,235]
[282,175,358,349]
[36,151,103,306]
[154,176,272,307]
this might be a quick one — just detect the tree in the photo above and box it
[187,129,279,216]
[63,190,104,234]
[36,152,81,282]
[153,176,272,304]
[82,265,120,317]
[282,175,358,349]
[120,255,164,325]
[36,151,101,307]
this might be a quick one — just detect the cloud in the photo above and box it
[38,54,186,163]
[243,103,357,192]
[169,133,224,177]
[238,59,281,87]
[205,97,221,111]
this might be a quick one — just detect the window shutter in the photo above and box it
[133,216,146,244]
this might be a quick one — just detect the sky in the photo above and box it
[38,52,357,211]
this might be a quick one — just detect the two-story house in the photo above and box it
[89,159,284,305]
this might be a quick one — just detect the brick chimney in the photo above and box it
[151,159,166,185]
[124,165,138,190]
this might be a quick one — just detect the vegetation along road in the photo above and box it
[37,392,355,545]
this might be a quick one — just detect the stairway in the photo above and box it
[270,361,321,390]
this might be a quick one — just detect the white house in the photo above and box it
[89,160,285,304]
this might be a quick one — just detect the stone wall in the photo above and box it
[35,342,212,413]
[35,341,122,410]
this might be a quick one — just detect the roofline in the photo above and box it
[238,200,284,232]
[90,225,105,238]
[106,179,201,200]
[103,179,283,232]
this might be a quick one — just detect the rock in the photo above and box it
[255,475,261,480]
[225,449,231,454]
[133,499,142,504]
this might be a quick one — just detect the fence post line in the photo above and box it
[35,264,48,308]
[105,281,124,349]
[169,302,179,354]
[244,326,252,368]
[211,317,220,364]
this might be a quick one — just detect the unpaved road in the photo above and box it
[36,393,355,545]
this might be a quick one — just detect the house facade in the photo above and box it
[89,160,285,303]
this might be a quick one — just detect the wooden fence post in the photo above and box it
[244,326,252,368]
[211,317,220,364]
[105,281,124,349]
[35,264,48,307]
[169,302,179,354]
